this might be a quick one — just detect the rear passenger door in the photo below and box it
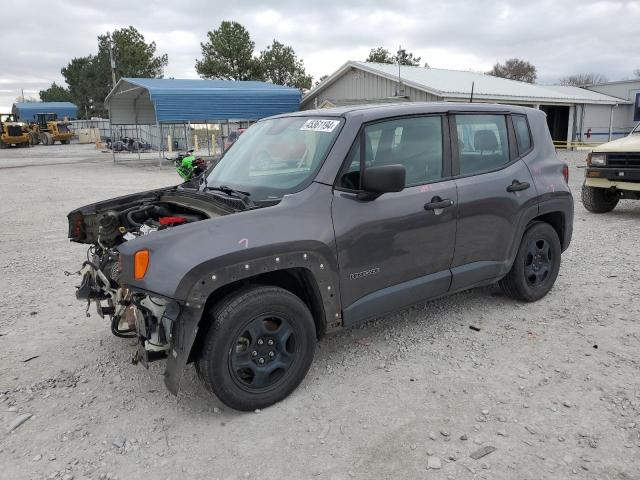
[450,112,538,291]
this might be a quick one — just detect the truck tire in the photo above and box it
[499,221,561,302]
[44,133,54,145]
[196,286,316,411]
[581,184,618,213]
[29,132,38,145]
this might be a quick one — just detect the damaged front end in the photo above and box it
[68,186,233,371]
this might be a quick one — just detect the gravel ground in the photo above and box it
[1,144,639,480]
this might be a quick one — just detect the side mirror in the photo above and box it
[360,164,406,198]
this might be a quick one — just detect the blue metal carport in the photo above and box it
[12,102,78,121]
[105,78,301,124]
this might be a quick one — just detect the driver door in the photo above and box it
[332,115,458,327]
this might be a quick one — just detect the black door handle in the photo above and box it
[506,180,530,192]
[424,196,455,211]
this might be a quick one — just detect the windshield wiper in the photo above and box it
[205,185,254,208]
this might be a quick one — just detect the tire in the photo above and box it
[61,139,70,145]
[581,184,618,213]
[28,132,39,145]
[500,221,561,302]
[196,286,316,411]
[45,133,54,145]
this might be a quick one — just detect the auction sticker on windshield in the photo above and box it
[300,119,340,133]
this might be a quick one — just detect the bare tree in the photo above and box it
[487,58,537,83]
[634,68,640,78]
[559,73,608,86]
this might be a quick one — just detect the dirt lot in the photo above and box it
[1,144,639,480]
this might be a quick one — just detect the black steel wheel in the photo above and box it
[196,286,316,411]
[500,221,561,302]
[229,314,297,391]
[523,237,553,287]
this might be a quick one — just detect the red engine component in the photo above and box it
[159,216,188,226]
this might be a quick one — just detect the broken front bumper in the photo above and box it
[163,303,205,394]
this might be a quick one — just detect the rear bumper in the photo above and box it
[585,176,640,192]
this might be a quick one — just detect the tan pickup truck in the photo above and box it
[582,123,640,212]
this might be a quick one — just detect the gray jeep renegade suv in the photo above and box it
[68,103,573,410]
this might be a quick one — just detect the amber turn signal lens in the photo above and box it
[134,250,149,280]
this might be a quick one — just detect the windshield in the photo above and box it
[205,116,343,202]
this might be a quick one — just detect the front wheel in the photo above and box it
[196,286,316,411]
[500,222,561,302]
[581,184,618,213]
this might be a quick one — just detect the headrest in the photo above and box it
[474,129,498,151]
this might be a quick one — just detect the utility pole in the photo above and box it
[107,32,117,88]
[396,45,402,97]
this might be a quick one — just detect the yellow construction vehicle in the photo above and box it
[0,113,30,148]
[27,113,74,145]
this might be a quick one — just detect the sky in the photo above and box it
[1,0,639,112]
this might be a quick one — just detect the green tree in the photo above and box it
[366,47,394,64]
[487,58,537,83]
[196,21,261,80]
[258,40,312,90]
[58,27,167,118]
[395,48,421,66]
[61,56,98,119]
[366,46,423,66]
[39,82,73,102]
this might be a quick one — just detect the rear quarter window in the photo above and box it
[513,115,533,155]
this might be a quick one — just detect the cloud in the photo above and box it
[1,0,638,111]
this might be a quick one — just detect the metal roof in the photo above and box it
[541,85,628,103]
[105,78,301,124]
[12,102,78,121]
[303,61,627,106]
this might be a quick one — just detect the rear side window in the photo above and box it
[513,115,533,154]
[455,114,509,175]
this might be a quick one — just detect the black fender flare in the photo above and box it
[164,246,342,395]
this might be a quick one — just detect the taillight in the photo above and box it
[562,164,569,184]
[134,250,149,280]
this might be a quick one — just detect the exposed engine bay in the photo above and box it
[67,188,233,365]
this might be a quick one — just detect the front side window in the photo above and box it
[339,116,444,188]
[513,115,532,154]
[455,114,509,175]
[206,116,342,202]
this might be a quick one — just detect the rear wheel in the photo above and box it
[500,222,561,302]
[196,286,316,411]
[581,184,618,213]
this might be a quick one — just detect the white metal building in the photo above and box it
[302,61,632,144]
[583,79,640,141]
